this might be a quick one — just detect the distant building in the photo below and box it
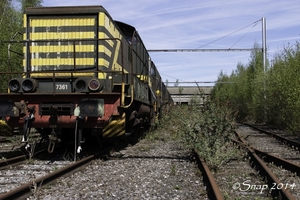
[167,86,213,105]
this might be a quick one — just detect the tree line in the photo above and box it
[211,41,300,135]
[0,0,42,92]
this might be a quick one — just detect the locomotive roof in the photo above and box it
[24,6,137,35]
[24,5,110,16]
[115,21,136,36]
[24,5,143,54]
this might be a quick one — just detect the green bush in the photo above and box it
[155,96,237,171]
[177,101,236,171]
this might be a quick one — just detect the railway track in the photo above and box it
[193,149,224,200]
[0,158,72,199]
[0,146,114,200]
[2,124,299,199]
[244,123,300,151]
[0,155,28,170]
[236,124,300,169]
[0,137,7,143]
[233,124,300,199]
[0,132,139,199]
[18,135,207,199]
[184,123,300,199]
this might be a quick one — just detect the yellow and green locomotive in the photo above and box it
[0,6,172,153]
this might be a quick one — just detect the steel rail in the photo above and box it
[0,155,27,170]
[193,149,224,200]
[0,137,7,142]
[234,129,300,175]
[247,148,295,200]
[0,154,96,199]
[233,131,296,199]
[244,123,300,151]
[254,148,300,176]
[0,144,114,199]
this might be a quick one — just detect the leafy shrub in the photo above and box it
[0,120,13,136]
[177,100,236,171]
[155,96,237,171]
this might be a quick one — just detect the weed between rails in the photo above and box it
[150,98,240,171]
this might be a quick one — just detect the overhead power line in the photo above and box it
[196,19,261,49]
[148,48,261,52]
[148,19,262,53]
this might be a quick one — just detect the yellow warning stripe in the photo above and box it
[29,32,95,40]
[30,18,95,27]
[26,45,112,56]
[28,58,108,66]
[22,12,127,78]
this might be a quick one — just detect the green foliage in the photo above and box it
[0,0,43,92]
[176,101,236,171]
[17,0,43,13]
[0,120,13,136]
[0,1,21,92]
[148,93,238,171]
[212,41,300,135]
[265,42,300,133]
[156,98,237,171]
[212,43,265,121]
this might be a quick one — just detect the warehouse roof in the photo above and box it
[167,86,213,95]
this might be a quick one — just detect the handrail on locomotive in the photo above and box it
[3,37,132,106]
[1,38,133,152]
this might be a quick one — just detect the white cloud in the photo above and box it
[40,0,300,84]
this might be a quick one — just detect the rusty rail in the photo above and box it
[244,123,300,151]
[0,137,7,142]
[0,143,114,199]
[0,155,27,170]
[233,130,296,200]
[235,126,300,175]
[0,154,96,200]
[193,149,224,200]
[254,148,300,176]
[247,148,295,200]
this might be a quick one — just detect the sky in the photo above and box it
[40,0,300,86]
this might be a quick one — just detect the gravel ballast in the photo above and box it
[27,136,207,200]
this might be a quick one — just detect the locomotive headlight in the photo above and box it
[8,79,21,92]
[22,78,38,92]
[88,78,101,91]
[75,79,87,92]
[75,78,103,92]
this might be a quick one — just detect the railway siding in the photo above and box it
[25,133,207,199]
[2,123,300,199]
[235,124,300,198]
